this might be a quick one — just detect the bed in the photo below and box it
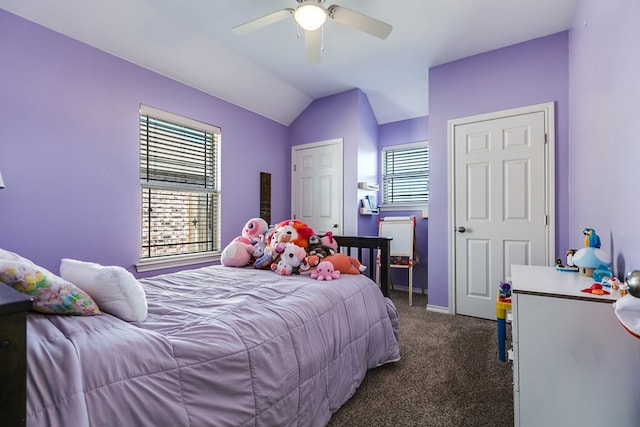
[6,236,398,427]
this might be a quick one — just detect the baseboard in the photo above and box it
[391,287,450,313]
[390,285,427,294]
[426,304,451,314]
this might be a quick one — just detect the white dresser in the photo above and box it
[511,265,640,427]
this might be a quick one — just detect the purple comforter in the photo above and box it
[26,266,400,427]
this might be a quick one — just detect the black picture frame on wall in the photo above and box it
[260,172,271,225]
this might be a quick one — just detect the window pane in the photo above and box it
[141,188,219,258]
[382,176,429,203]
[382,144,429,205]
[140,116,217,189]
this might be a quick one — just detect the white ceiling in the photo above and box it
[1,0,577,125]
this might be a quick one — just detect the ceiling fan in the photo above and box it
[232,0,393,64]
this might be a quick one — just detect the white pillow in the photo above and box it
[60,258,147,322]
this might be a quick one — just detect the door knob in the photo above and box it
[457,226,466,233]
[332,223,338,228]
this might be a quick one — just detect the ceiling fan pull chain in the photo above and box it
[294,17,301,39]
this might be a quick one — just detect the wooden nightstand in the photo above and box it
[0,285,32,427]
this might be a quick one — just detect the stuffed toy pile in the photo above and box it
[220,218,366,279]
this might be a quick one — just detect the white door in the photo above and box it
[291,139,343,235]
[449,104,555,320]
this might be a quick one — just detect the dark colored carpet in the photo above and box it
[327,291,514,427]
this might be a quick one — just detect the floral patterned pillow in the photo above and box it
[0,249,100,316]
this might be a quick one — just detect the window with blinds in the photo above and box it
[381,142,429,206]
[139,105,221,261]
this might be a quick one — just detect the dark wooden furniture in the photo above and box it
[334,235,392,297]
[0,285,32,427]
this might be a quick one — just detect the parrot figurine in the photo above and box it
[583,228,601,248]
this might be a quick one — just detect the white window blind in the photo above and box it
[139,105,221,260]
[382,142,429,206]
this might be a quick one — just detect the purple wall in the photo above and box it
[290,98,429,287]
[355,90,380,238]
[569,0,640,277]
[0,10,289,277]
[379,117,429,145]
[289,89,377,236]
[378,117,429,290]
[427,32,570,309]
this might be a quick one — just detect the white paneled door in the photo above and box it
[450,104,555,320]
[291,139,343,235]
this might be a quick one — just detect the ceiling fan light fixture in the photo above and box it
[295,1,327,31]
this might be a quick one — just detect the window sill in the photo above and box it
[136,252,220,273]
[379,205,429,218]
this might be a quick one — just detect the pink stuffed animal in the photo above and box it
[220,240,254,267]
[236,218,269,244]
[320,231,338,254]
[310,260,341,281]
[221,218,269,267]
[271,243,307,275]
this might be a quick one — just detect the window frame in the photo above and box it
[136,104,221,273]
[380,141,429,216]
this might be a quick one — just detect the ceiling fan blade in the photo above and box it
[327,5,392,39]
[232,9,294,34]
[305,29,321,64]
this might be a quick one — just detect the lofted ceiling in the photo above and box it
[0,0,577,125]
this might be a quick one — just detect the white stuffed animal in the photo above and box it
[271,243,306,275]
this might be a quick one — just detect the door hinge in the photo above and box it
[545,214,548,226]
[293,164,297,172]
[544,133,548,144]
